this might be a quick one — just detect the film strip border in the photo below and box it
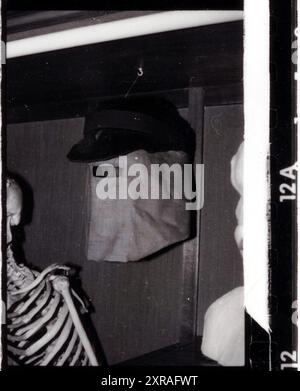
[269,0,297,371]
[246,0,298,371]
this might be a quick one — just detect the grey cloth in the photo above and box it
[87,149,192,262]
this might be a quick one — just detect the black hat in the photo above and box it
[67,97,195,162]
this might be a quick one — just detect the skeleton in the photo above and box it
[6,178,99,366]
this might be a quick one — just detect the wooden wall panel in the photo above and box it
[7,118,87,269]
[197,104,244,335]
[7,118,186,364]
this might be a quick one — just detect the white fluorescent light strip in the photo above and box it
[6,11,243,59]
[244,0,270,334]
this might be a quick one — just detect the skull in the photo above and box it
[7,178,23,244]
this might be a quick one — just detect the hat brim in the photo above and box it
[67,128,170,163]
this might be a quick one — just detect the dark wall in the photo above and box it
[7,21,243,122]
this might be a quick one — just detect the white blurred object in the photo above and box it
[201,141,244,366]
[231,142,244,253]
[201,287,244,366]
[231,142,243,197]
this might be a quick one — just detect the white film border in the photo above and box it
[244,0,270,334]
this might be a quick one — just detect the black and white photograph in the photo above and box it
[1,0,297,378]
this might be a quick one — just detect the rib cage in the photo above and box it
[7,248,99,366]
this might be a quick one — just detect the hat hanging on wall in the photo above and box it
[67,97,195,162]
[67,97,196,263]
